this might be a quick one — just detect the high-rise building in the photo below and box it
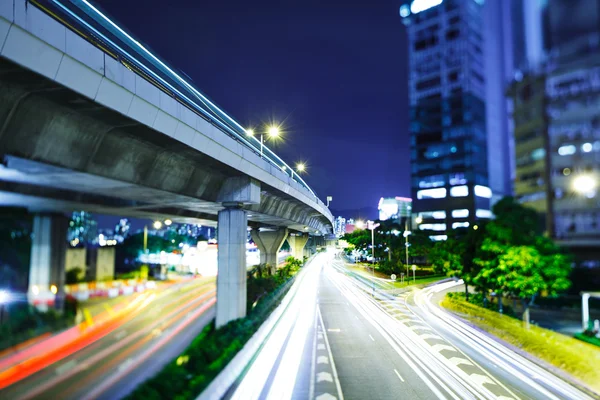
[400,0,512,238]
[508,0,600,262]
[334,216,347,237]
[378,197,412,225]
[68,211,98,246]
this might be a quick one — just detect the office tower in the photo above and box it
[334,216,347,237]
[67,211,98,246]
[400,0,512,239]
[509,0,600,261]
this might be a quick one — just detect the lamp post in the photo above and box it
[246,126,280,159]
[367,220,380,297]
[404,216,422,277]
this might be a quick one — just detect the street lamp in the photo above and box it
[0,290,8,325]
[164,219,172,226]
[246,125,280,159]
[296,162,306,173]
[367,220,380,297]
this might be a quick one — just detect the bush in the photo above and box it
[447,292,517,318]
[442,293,600,393]
[126,260,303,400]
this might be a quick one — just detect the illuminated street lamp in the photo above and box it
[246,125,280,159]
[296,162,306,173]
[164,219,172,226]
[153,220,163,230]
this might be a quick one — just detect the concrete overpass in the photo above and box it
[0,0,333,326]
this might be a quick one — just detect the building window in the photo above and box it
[449,173,467,185]
[558,144,576,156]
[452,209,469,218]
[429,235,448,241]
[452,222,470,229]
[418,210,447,219]
[419,223,447,231]
[417,188,447,199]
[418,174,446,188]
[474,185,492,198]
[476,209,493,218]
[416,77,441,91]
[450,185,469,197]
[531,148,545,161]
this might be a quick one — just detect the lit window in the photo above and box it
[558,145,576,156]
[474,185,492,198]
[449,173,467,186]
[452,222,470,229]
[452,209,469,218]
[419,211,446,219]
[476,209,493,218]
[531,148,545,160]
[419,223,447,231]
[417,188,447,199]
[450,185,469,197]
[429,235,448,241]
[582,142,593,153]
[410,0,443,14]
[419,174,446,188]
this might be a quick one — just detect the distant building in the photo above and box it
[400,0,513,239]
[508,0,600,262]
[68,211,98,246]
[334,216,347,237]
[113,218,130,243]
[378,197,412,226]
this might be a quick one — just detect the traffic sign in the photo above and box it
[412,265,417,271]
[391,274,397,280]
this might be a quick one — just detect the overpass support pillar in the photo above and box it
[28,213,68,311]
[216,205,248,328]
[215,176,260,328]
[287,234,309,260]
[251,228,288,274]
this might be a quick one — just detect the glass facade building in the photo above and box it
[400,0,512,238]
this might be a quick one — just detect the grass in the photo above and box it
[391,275,446,288]
[441,293,600,393]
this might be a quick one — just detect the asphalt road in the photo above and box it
[230,251,598,400]
[0,278,215,400]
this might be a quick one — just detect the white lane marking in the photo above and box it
[420,333,442,341]
[317,305,344,400]
[114,330,127,340]
[394,368,405,382]
[317,356,329,364]
[469,374,496,387]
[431,343,457,353]
[318,343,326,350]
[327,328,340,333]
[118,358,133,371]
[355,315,359,320]
[317,371,333,383]
[55,360,77,375]
[309,313,318,400]
[369,334,375,342]
[448,357,473,367]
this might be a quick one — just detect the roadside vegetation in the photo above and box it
[442,293,600,393]
[126,256,305,400]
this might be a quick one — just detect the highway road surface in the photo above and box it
[0,277,215,400]
[229,250,597,400]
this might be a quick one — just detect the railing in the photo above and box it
[31,0,321,201]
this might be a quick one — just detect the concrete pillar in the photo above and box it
[287,234,309,259]
[251,228,289,273]
[28,213,68,311]
[216,206,248,328]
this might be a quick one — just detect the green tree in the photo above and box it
[474,197,571,321]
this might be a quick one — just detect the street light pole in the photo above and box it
[405,218,409,277]
[143,225,148,254]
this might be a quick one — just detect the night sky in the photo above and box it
[95,0,410,220]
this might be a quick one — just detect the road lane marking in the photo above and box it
[431,343,457,353]
[318,343,326,350]
[316,393,337,400]
[393,369,405,382]
[55,360,77,376]
[114,330,127,340]
[317,356,329,364]
[317,372,333,382]
[317,306,344,400]
[327,328,340,333]
[448,357,473,367]
[368,334,375,342]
